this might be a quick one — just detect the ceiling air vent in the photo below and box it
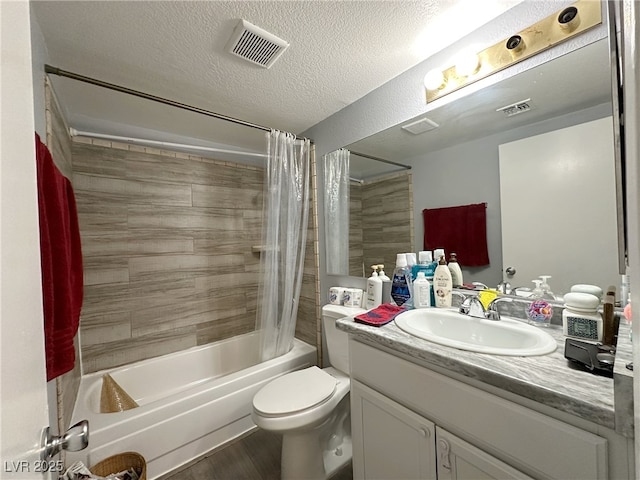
[226,19,289,69]
[496,98,533,117]
[401,117,439,135]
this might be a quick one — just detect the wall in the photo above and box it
[349,182,364,276]
[407,102,611,287]
[72,138,318,373]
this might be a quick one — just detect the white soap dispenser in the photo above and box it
[365,265,383,309]
[377,264,392,304]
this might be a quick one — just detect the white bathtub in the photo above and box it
[68,332,317,479]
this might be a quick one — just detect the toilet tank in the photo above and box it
[322,304,366,373]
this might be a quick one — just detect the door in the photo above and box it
[499,117,620,295]
[351,381,437,480]
[435,427,533,480]
[1,1,51,478]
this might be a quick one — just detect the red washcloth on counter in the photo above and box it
[36,133,84,381]
[422,202,489,267]
[354,304,406,327]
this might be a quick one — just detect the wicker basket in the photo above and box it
[89,452,146,480]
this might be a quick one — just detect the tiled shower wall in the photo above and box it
[349,171,413,275]
[72,138,319,373]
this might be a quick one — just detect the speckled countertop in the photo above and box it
[337,310,634,437]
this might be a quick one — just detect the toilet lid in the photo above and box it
[253,366,337,416]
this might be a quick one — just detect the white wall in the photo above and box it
[30,4,48,138]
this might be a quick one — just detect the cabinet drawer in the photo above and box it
[349,339,608,480]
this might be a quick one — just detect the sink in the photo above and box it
[394,309,557,356]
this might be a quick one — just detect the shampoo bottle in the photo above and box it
[365,265,383,309]
[412,271,431,308]
[391,254,412,307]
[428,249,444,305]
[448,252,463,287]
[433,256,453,308]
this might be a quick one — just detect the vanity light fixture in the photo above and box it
[425,0,600,104]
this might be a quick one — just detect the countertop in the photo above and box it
[337,309,634,437]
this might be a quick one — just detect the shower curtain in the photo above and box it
[257,130,311,361]
[323,149,350,275]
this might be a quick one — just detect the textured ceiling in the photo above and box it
[32,0,522,156]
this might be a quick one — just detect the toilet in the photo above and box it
[252,304,365,480]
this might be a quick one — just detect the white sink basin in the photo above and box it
[394,309,557,356]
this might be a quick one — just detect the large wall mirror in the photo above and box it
[324,35,624,296]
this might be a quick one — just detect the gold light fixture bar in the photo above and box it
[425,0,602,103]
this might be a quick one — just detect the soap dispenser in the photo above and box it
[539,275,556,300]
[527,280,553,327]
[365,265,383,309]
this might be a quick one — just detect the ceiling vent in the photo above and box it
[226,19,289,69]
[401,117,439,135]
[496,98,533,117]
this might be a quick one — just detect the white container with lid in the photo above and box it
[570,284,603,300]
[562,292,602,341]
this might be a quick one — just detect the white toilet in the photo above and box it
[252,304,365,480]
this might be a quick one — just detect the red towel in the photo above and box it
[354,304,406,326]
[35,134,83,381]
[422,203,489,267]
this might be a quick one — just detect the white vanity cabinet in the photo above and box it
[352,380,533,480]
[349,339,626,480]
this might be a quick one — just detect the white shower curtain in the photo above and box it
[323,149,350,275]
[257,130,311,361]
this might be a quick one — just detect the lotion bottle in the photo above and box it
[433,256,453,308]
[412,271,431,308]
[447,252,463,287]
[365,265,383,309]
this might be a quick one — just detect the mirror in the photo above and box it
[324,37,622,296]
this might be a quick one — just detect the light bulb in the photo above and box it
[424,69,446,91]
[454,52,481,77]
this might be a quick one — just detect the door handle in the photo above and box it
[41,420,89,460]
[505,266,516,277]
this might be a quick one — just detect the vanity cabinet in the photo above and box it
[349,339,618,480]
[352,380,533,480]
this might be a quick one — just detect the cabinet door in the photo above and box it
[436,427,533,480]
[351,380,437,480]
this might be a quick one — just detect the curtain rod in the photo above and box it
[350,150,411,169]
[45,64,272,133]
[69,128,267,158]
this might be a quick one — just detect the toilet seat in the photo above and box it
[253,366,337,417]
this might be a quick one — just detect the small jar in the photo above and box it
[562,292,602,341]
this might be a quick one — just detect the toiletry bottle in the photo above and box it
[527,280,553,327]
[377,264,392,304]
[447,252,463,287]
[405,253,417,281]
[433,256,453,308]
[539,275,555,300]
[391,254,412,307]
[412,271,431,309]
[427,250,443,306]
[365,265,383,309]
[412,251,433,305]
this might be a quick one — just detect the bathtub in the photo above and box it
[67,332,317,479]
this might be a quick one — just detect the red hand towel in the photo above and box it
[36,134,84,381]
[422,203,489,267]
[354,304,406,326]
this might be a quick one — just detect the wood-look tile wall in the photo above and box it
[45,78,81,436]
[349,171,414,275]
[72,138,319,373]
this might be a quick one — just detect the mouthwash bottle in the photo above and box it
[391,254,412,307]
